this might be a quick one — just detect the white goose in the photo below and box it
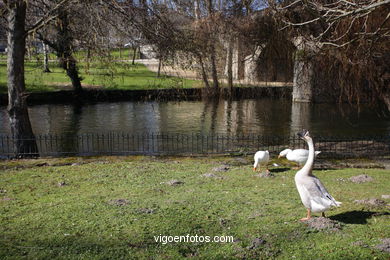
[253,150,270,173]
[295,130,341,221]
[278,148,321,167]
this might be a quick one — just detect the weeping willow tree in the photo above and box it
[275,0,390,110]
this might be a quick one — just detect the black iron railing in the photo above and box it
[0,133,389,158]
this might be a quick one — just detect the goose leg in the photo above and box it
[300,209,311,221]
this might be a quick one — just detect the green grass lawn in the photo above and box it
[0,58,199,94]
[0,156,389,259]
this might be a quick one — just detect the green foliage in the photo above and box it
[0,157,389,259]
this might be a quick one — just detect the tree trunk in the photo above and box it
[86,47,91,73]
[132,46,137,65]
[227,38,234,93]
[7,1,38,158]
[57,10,83,96]
[197,54,211,89]
[157,58,162,77]
[206,0,219,91]
[292,53,313,102]
[60,56,83,95]
[210,46,219,90]
[43,42,50,72]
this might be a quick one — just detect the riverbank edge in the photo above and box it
[0,86,292,106]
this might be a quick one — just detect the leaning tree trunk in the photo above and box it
[57,10,83,96]
[60,56,83,95]
[197,54,211,89]
[7,1,38,158]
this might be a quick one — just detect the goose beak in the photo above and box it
[277,155,281,159]
[297,129,309,139]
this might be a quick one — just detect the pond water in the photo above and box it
[1,98,389,138]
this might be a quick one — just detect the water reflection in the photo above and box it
[291,102,311,134]
[0,99,389,138]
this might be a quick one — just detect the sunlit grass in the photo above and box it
[0,156,389,259]
[0,53,199,94]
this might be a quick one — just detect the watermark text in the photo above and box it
[154,234,234,245]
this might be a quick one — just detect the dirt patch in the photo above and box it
[161,180,184,186]
[202,173,224,179]
[219,218,229,227]
[303,217,343,231]
[381,195,390,199]
[354,198,387,207]
[375,238,390,253]
[107,199,131,206]
[349,174,374,183]
[351,240,369,248]
[246,238,266,250]
[248,211,265,219]
[36,162,49,167]
[254,171,275,178]
[212,165,230,172]
[375,159,390,170]
[227,158,249,166]
[136,208,155,214]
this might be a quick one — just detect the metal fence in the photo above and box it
[0,133,389,158]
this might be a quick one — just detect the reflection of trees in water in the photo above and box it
[225,100,233,135]
[310,103,390,136]
[201,98,295,137]
[200,99,219,135]
[59,104,82,155]
[290,102,310,137]
[252,99,291,137]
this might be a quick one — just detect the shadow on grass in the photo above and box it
[270,167,290,173]
[0,237,202,259]
[330,210,390,224]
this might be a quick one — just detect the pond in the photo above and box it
[1,98,389,137]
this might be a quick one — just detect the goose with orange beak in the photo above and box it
[253,150,270,173]
[294,130,341,221]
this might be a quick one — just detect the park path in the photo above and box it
[136,59,293,87]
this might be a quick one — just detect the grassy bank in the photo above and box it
[0,60,199,94]
[0,156,389,259]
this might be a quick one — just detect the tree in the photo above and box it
[34,3,83,95]
[275,0,390,110]
[3,0,73,157]
[109,0,227,93]
[4,0,38,157]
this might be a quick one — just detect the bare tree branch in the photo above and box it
[26,0,75,35]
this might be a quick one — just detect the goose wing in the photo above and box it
[308,176,341,207]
